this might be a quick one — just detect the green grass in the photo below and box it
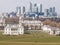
[0,42,60,45]
[0,43,60,45]
[0,30,60,45]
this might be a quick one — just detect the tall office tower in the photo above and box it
[34,3,37,7]
[52,7,57,16]
[39,4,44,16]
[36,7,38,13]
[53,7,55,12]
[40,4,42,13]
[33,3,37,13]
[46,9,49,16]
[49,7,53,16]
[50,7,52,12]
[23,6,25,14]
[30,2,32,12]
[16,7,21,16]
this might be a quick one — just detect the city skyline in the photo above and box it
[0,0,60,15]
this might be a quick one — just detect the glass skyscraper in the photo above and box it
[40,4,42,13]
[46,9,49,16]
[50,7,52,12]
[52,7,57,16]
[36,7,38,13]
[33,3,37,13]
[23,6,25,14]
[16,7,21,15]
[30,2,32,12]
[38,4,44,16]
[49,7,53,16]
[53,7,55,13]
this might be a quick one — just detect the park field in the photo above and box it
[0,30,60,45]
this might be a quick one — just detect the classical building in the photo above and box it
[3,16,24,35]
[23,20,43,30]
[3,15,43,35]
[3,24,24,35]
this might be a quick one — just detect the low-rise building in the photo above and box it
[42,25,60,35]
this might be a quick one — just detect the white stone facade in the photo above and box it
[3,16,24,35]
[42,25,51,33]
[42,25,60,35]
[3,24,24,35]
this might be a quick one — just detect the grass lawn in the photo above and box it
[0,30,60,45]
[0,42,60,45]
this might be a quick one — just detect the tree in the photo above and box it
[43,19,51,25]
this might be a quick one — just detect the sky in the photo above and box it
[0,0,60,15]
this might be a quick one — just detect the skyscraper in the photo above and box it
[33,3,37,13]
[40,4,42,13]
[30,2,32,12]
[53,7,55,13]
[38,4,44,16]
[52,7,57,16]
[16,7,21,15]
[34,3,37,7]
[23,6,25,14]
[50,7,52,12]
[46,9,49,16]
[36,7,38,13]
[49,7,53,16]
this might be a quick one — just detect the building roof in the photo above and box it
[5,24,19,30]
[5,16,19,24]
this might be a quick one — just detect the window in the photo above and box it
[21,32,22,34]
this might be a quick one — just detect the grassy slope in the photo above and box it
[0,31,60,45]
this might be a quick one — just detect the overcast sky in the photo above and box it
[0,0,60,14]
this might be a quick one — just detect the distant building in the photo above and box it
[16,7,21,16]
[46,9,50,16]
[52,7,57,16]
[53,7,55,13]
[40,4,42,13]
[38,4,44,16]
[27,12,35,17]
[32,3,37,13]
[30,2,32,12]
[50,7,52,12]
[45,7,57,17]
[23,6,25,14]
[9,12,16,18]
[36,7,38,14]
